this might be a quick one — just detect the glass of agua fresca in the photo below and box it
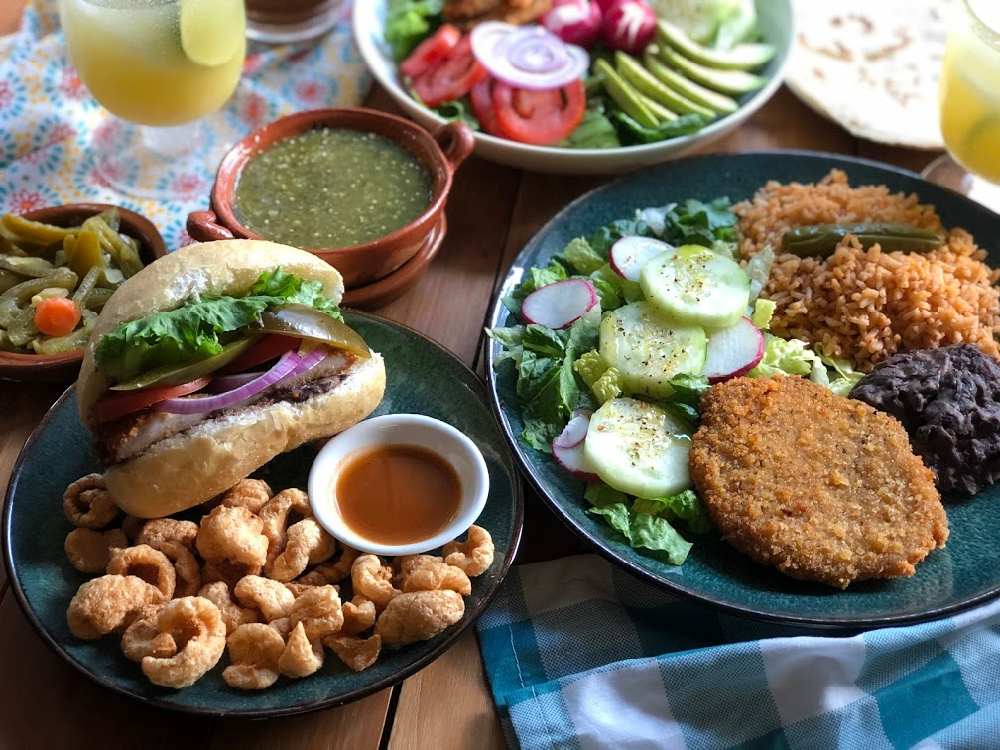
[923,0,1000,211]
[59,0,246,198]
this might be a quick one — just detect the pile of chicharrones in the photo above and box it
[735,169,1000,372]
[62,476,493,690]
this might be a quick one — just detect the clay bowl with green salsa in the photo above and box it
[188,108,474,288]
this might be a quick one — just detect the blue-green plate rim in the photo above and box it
[485,148,1000,631]
[3,310,524,717]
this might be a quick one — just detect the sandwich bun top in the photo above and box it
[77,240,345,430]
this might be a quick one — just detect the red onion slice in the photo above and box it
[288,346,329,378]
[155,350,302,415]
[206,372,265,392]
[470,21,588,90]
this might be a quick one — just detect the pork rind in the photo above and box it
[147,540,201,598]
[106,544,177,600]
[220,479,273,514]
[268,617,294,639]
[141,597,227,689]
[64,528,128,574]
[120,515,145,544]
[352,554,401,612]
[324,634,381,672]
[399,556,471,596]
[374,590,465,646]
[341,596,377,636]
[202,560,262,591]
[223,623,285,690]
[66,574,165,639]
[289,585,343,641]
[121,604,176,662]
[196,505,268,568]
[264,519,333,582]
[297,544,359,585]
[137,519,198,552]
[259,488,312,559]
[442,525,494,577]
[198,582,259,635]
[234,575,296,622]
[63,474,118,529]
[278,621,324,678]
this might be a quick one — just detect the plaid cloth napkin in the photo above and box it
[477,554,1000,749]
[0,0,371,250]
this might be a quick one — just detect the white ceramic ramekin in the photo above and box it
[307,414,489,556]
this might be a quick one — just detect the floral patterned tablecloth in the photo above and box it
[0,0,372,250]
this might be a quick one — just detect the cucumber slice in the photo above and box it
[599,301,706,398]
[640,245,749,328]
[584,397,692,499]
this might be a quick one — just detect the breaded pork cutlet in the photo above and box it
[689,376,948,589]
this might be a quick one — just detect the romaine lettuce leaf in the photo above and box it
[385,0,443,62]
[587,502,694,565]
[95,269,341,383]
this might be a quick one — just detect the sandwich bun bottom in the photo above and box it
[104,353,386,518]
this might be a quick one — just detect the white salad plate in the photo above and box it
[353,0,795,174]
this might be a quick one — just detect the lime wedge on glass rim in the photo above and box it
[179,0,245,66]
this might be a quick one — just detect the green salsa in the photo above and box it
[233,128,434,249]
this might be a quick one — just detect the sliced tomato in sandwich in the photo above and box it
[218,334,301,375]
[94,377,211,424]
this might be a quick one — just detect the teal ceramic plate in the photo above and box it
[3,312,523,716]
[486,150,1000,630]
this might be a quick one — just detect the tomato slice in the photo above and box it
[400,23,461,79]
[94,377,212,424]
[469,77,506,137]
[411,35,488,109]
[491,80,587,146]
[218,334,300,375]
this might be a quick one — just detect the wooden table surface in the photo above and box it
[0,4,941,748]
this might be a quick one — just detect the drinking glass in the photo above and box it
[244,0,344,45]
[923,0,1000,211]
[59,0,247,199]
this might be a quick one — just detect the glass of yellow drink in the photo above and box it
[59,0,246,197]
[924,0,1000,210]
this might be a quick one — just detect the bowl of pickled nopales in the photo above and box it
[0,203,166,382]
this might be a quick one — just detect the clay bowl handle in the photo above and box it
[434,122,475,171]
[187,210,235,242]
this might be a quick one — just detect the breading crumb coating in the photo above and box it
[689,376,948,589]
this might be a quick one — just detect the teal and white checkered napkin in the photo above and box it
[477,554,1000,749]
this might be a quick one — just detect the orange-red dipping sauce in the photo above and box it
[334,444,461,545]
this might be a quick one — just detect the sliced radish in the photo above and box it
[521,278,599,330]
[601,0,656,55]
[552,438,601,482]
[609,236,674,281]
[542,0,603,48]
[572,407,594,420]
[701,317,765,383]
[554,411,592,449]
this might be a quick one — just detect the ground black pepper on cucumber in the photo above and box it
[488,197,869,565]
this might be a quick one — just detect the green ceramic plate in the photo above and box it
[486,151,1000,630]
[3,312,523,716]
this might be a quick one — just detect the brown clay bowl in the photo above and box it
[0,204,167,383]
[342,213,446,310]
[187,108,474,288]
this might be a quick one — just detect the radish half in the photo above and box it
[521,278,599,330]
[554,412,591,449]
[609,236,673,282]
[552,411,600,481]
[701,317,765,383]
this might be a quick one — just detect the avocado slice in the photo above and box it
[638,94,678,122]
[594,58,660,128]
[615,52,715,119]
[644,52,738,115]
[658,46,766,95]
[657,20,775,71]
